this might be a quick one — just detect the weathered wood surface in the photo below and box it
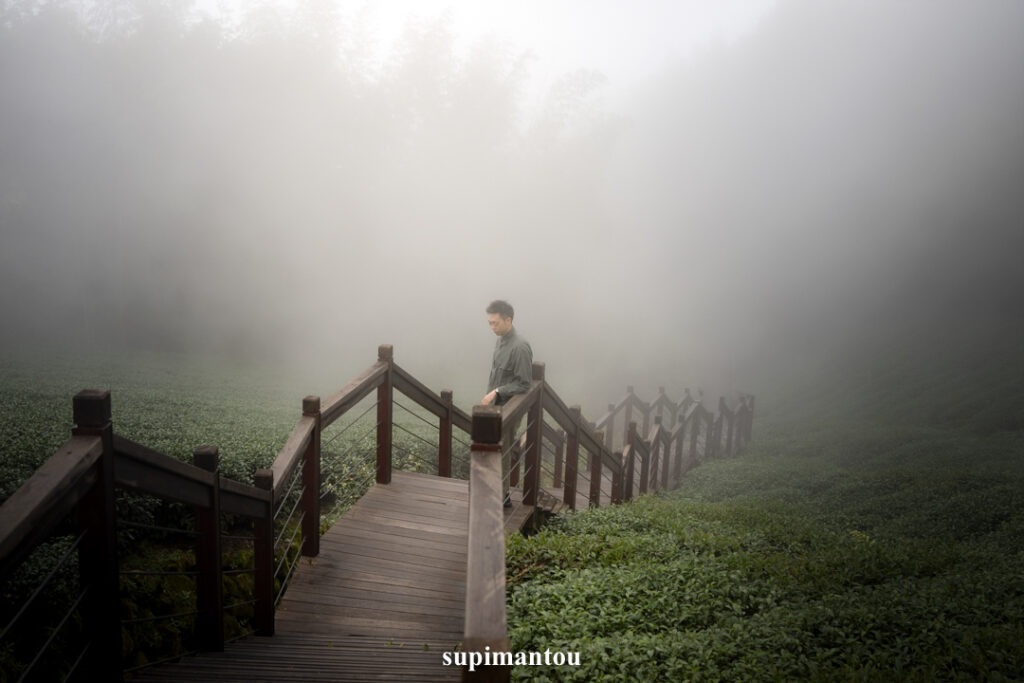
[463,448,508,652]
[0,435,102,576]
[134,471,469,682]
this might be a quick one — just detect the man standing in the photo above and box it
[482,299,533,407]
[481,300,533,507]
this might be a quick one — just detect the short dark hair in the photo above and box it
[486,299,514,319]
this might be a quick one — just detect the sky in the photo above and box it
[1,0,1022,417]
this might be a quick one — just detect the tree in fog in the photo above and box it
[0,0,620,381]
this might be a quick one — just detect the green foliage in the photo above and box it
[507,420,1024,681]
[0,348,303,500]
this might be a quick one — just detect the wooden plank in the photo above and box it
[319,516,467,550]
[321,532,467,566]
[290,559,466,594]
[287,572,464,603]
[360,483,469,509]
[351,497,468,522]
[285,583,463,613]
[324,524,467,555]
[340,507,467,538]
[387,469,471,491]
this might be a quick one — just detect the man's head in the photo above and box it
[486,299,515,337]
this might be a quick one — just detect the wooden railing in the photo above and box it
[0,390,276,682]
[0,345,753,682]
[0,345,474,681]
[462,368,754,681]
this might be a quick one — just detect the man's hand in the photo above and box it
[481,390,498,406]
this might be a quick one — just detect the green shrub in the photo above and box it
[507,418,1024,681]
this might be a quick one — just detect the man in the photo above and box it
[482,299,533,407]
[481,300,533,507]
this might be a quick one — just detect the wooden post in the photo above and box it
[605,403,615,450]
[638,431,650,496]
[664,387,680,430]
[672,420,687,484]
[253,468,275,636]
[623,388,634,452]
[301,396,321,557]
[464,406,510,683]
[688,411,700,465]
[589,430,604,507]
[563,405,581,511]
[439,390,454,477]
[377,344,394,484]
[659,420,672,491]
[523,363,545,508]
[721,397,735,457]
[194,445,224,652]
[553,430,564,488]
[646,433,657,494]
[611,452,624,504]
[641,399,651,441]
[624,421,637,501]
[72,390,122,682]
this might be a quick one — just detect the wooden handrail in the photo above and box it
[463,406,510,682]
[392,363,473,433]
[269,415,315,501]
[114,434,216,506]
[542,381,621,475]
[113,434,271,515]
[0,434,103,578]
[320,360,388,428]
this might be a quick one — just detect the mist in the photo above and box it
[2,0,1022,417]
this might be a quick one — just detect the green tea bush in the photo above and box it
[507,420,1024,681]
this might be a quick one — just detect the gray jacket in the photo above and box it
[488,327,533,405]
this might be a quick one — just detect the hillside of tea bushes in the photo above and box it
[506,323,1024,681]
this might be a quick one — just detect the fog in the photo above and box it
[2,0,1022,416]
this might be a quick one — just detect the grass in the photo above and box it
[505,324,1024,681]
[506,422,1024,681]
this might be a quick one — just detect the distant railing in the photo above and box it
[462,367,754,682]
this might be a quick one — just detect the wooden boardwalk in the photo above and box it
[135,471,472,682]
[131,467,619,682]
